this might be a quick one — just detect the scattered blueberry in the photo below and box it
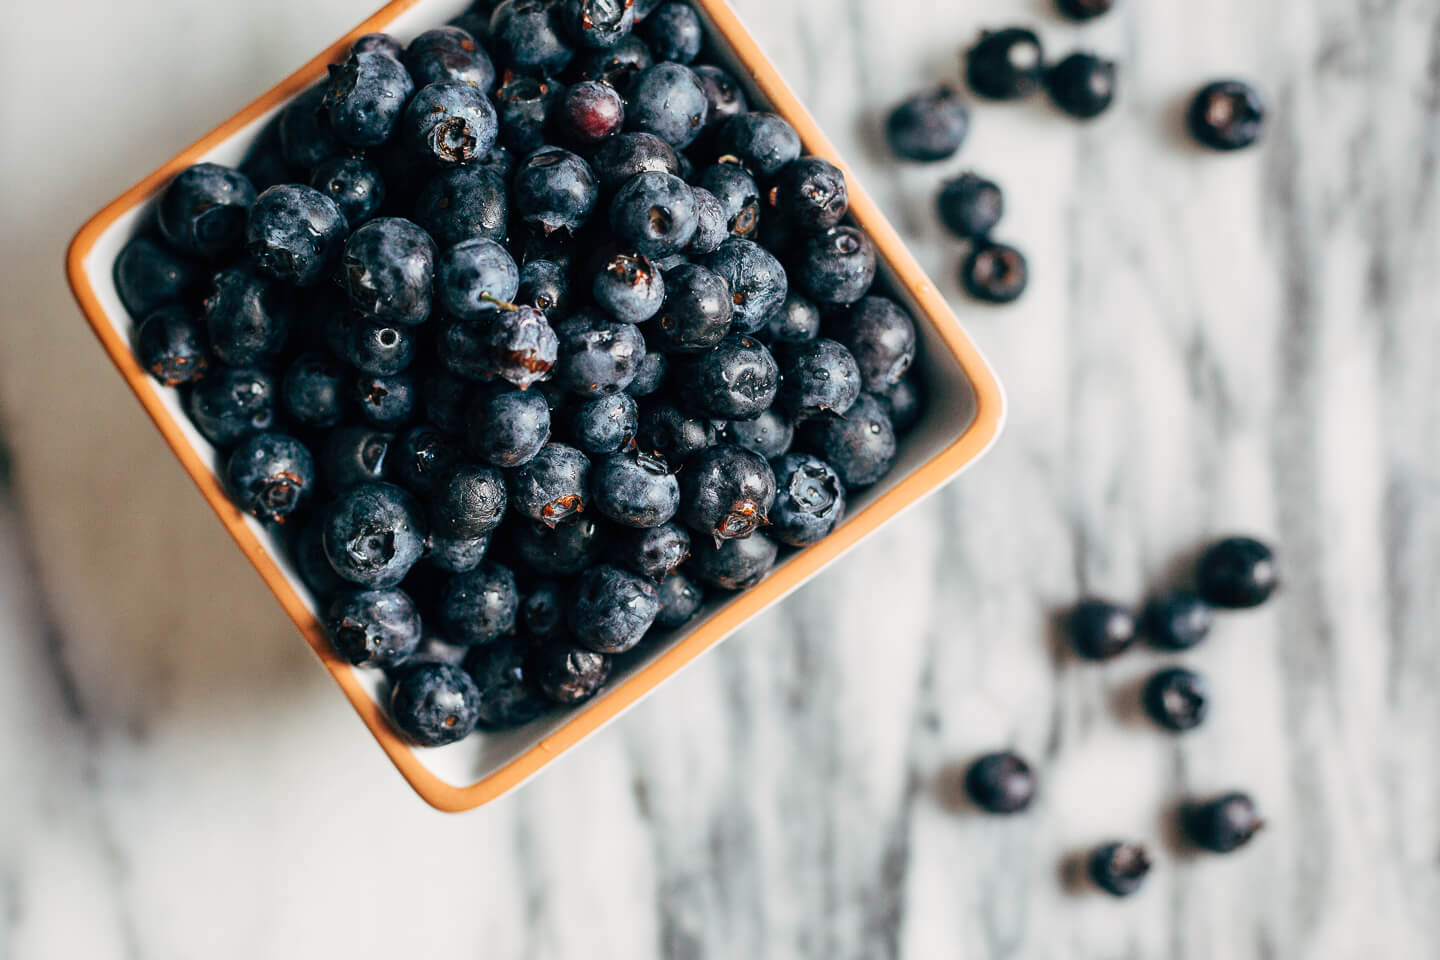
[1046,52,1117,120]
[1068,599,1139,660]
[1196,536,1278,608]
[1142,666,1209,732]
[961,241,1029,304]
[1142,590,1213,650]
[937,172,1004,240]
[886,87,969,162]
[1087,842,1151,897]
[964,751,1036,813]
[966,28,1046,101]
[1184,793,1264,853]
[1056,0,1114,20]
[1188,80,1265,151]
[389,662,482,746]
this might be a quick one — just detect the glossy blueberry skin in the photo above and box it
[701,238,787,334]
[793,227,877,306]
[339,316,416,375]
[693,64,747,127]
[637,404,715,461]
[569,564,660,653]
[652,263,732,353]
[1184,793,1264,853]
[593,450,680,528]
[571,391,638,454]
[593,252,665,323]
[555,311,647,396]
[961,242,1028,304]
[592,132,680,190]
[692,531,778,590]
[309,154,385,225]
[246,184,348,286]
[203,266,292,367]
[937,172,1004,240]
[1056,0,1114,20]
[294,515,346,599]
[1088,843,1152,898]
[431,462,509,538]
[776,338,861,420]
[114,234,195,318]
[513,514,606,575]
[508,442,591,525]
[762,294,821,344]
[1046,52,1117,120]
[801,392,896,489]
[406,81,500,166]
[521,581,567,639]
[326,587,422,667]
[616,521,690,579]
[686,187,728,256]
[415,165,509,248]
[874,376,922,434]
[680,444,775,540]
[282,353,345,428]
[684,334,780,420]
[770,157,849,232]
[627,62,709,149]
[558,0,636,49]
[321,425,393,492]
[559,80,626,145]
[1196,536,1278,608]
[517,259,572,317]
[322,481,426,586]
[466,639,550,729]
[966,28,1046,101]
[157,163,257,259]
[225,432,316,523]
[769,452,845,546]
[839,297,917,393]
[440,560,520,645]
[467,387,552,467]
[437,239,520,321]
[1188,80,1265,151]
[698,163,761,239]
[492,305,561,389]
[426,532,490,573]
[390,662,482,746]
[391,425,461,496]
[278,85,346,171]
[1143,667,1209,732]
[1068,599,1139,661]
[714,112,801,179]
[514,148,600,235]
[324,51,414,148]
[886,86,969,162]
[353,372,417,428]
[965,751,1036,813]
[488,0,574,75]
[186,367,274,446]
[340,218,437,325]
[495,76,562,155]
[403,26,496,91]
[610,171,698,258]
[136,305,208,386]
[654,570,703,627]
[722,408,793,460]
[1142,590,1214,650]
[640,2,702,63]
[529,641,612,703]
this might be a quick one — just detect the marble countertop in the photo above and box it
[3,0,1438,956]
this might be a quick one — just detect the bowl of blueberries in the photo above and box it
[67,0,1004,811]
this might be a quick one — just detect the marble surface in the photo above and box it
[2,0,1439,956]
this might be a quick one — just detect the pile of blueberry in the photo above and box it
[885,0,1265,306]
[117,0,926,748]
[962,535,1278,896]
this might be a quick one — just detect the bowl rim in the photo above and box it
[65,0,1005,812]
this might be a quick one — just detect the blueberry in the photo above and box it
[961,242,1028,304]
[424,374,473,434]
[426,532,491,573]
[514,147,600,235]
[793,226,876,305]
[690,66,745,132]
[1188,80,1265,151]
[278,85,346,171]
[714,113,801,179]
[762,293,821,344]
[964,751,1036,813]
[186,366,274,446]
[632,0,663,19]
[592,132,681,190]
[839,296,916,393]
[114,234,196,318]
[571,391,638,453]
[225,432,316,523]
[886,87,969,162]
[1143,666,1209,732]
[1046,52,1117,120]
[615,521,690,579]
[1196,536,1278,608]
[490,304,562,388]
[245,184,348,286]
[697,162,761,241]
[626,62,709,149]
[513,514,606,575]
[403,25,496,91]
[680,444,775,540]
[636,406,713,464]
[593,449,680,527]
[340,218,438,325]
[467,387,552,467]
[769,452,845,546]
[136,305,209,386]
[517,258,572,316]
[610,171,698,258]
[652,263,732,353]
[489,0,574,75]
[322,481,426,586]
[436,238,521,321]
[528,640,612,703]
[203,266,292,366]
[309,154,386,225]
[282,353,345,428]
[508,442,591,525]
[555,311,647,396]
[569,564,660,653]
[405,81,500,166]
[1056,0,1113,20]
[769,156,849,232]
[157,163,257,259]
[390,662,482,746]
[1087,842,1151,898]
[873,376,923,434]
[937,172,1004,240]
[722,408,793,459]
[351,32,405,58]
[558,0,636,49]
[1184,793,1264,853]
[1068,599,1139,660]
[326,587,422,667]
[691,531,778,590]
[800,392,896,489]
[414,165,509,247]
[466,639,550,729]
[775,337,861,420]
[431,462,508,538]
[685,187,728,255]
[1142,590,1213,650]
[683,334,779,420]
[324,51,415,148]
[321,425,394,492]
[441,560,520,645]
[338,315,416,375]
[521,581,568,639]
[495,76,563,155]
[640,2,702,63]
[353,372,416,428]
[572,34,654,90]
[293,515,346,599]
[654,570,703,627]
[966,28,1045,101]
[559,80,626,145]
[589,252,663,324]
[702,238,786,334]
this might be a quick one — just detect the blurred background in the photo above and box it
[2,0,1439,957]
